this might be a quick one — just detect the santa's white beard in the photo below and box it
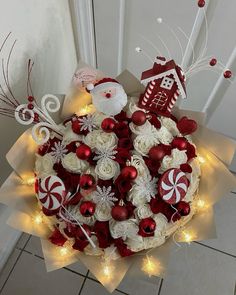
[92,89,128,116]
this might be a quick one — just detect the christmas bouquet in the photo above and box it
[1,3,236,292]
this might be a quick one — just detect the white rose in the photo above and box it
[160,117,180,137]
[134,204,153,220]
[154,126,173,144]
[109,219,138,240]
[62,152,88,173]
[35,154,55,178]
[127,187,147,206]
[126,236,145,252]
[95,202,112,221]
[143,235,166,250]
[159,148,188,173]
[92,112,108,127]
[153,213,168,236]
[133,135,158,156]
[127,154,149,178]
[183,159,201,202]
[84,130,118,149]
[95,158,120,180]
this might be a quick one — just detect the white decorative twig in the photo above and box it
[15,94,64,145]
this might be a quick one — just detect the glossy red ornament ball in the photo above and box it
[71,120,82,134]
[148,145,166,161]
[111,205,129,221]
[224,70,232,79]
[80,201,96,217]
[101,118,116,133]
[172,137,188,150]
[198,0,205,8]
[76,224,92,241]
[79,174,95,190]
[121,166,138,180]
[209,58,217,66]
[139,218,156,235]
[76,144,92,160]
[131,110,146,126]
[176,201,191,216]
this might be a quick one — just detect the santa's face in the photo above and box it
[91,84,127,116]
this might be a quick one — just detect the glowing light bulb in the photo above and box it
[197,199,205,209]
[33,214,43,225]
[142,256,160,277]
[103,265,111,277]
[23,177,35,186]
[60,246,68,256]
[198,156,206,164]
[182,231,193,244]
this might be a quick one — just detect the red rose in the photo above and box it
[53,163,80,191]
[66,141,79,153]
[97,179,113,187]
[114,110,129,122]
[114,238,135,257]
[125,201,136,218]
[180,163,192,173]
[94,221,113,248]
[49,228,67,246]
[118,138,133,150]
[149,198,177,222]
[115,148,131,166]
[72,239,89,251]
[186,142,197,161]
[65,191,83,206]
[144,157,161,177]
[115,122,130,138]
[115,175,132,194]
[149,113,161,129]
[38,137,60,156]
[64,223,78,238]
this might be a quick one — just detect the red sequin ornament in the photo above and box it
[131,110,146,126]
[79,174,95,190]
[111,205,129,221]
[80,201,96,217]
[120,166,138,180]
[76,144,92,160]
[101,118,116,132]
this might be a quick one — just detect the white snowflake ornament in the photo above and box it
[50,141,68,163]
[92,186,118,208]
[78,114,97,132]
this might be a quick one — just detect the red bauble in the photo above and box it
[120,166,138,180]
[224,70,232,79]
[80,201,96,217]
[28,96,34,102]
[131,111,146,126]
[148,145,166,161]
[27,103,34,110]
[177,117,198,135]
[76,144,92,160]
[209,58,217,66]
[79,174,95,190]
[176,201,191,216]
[101,118,116,133]
[71,120,81,134]
[171,137,188,150]
[76,224,92,241]
[139,218,156,236]
[111,205,129,221]
[198,0,205,8]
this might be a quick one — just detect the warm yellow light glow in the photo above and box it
[197,199,206,209]
[77,104,95,116]
[142,256,161,277]
[60,246,69,256]
[182,231,194,244]
[33,214,43,225]
[23,177,35,186]
[101,261,114,281]
[198,155,206,164]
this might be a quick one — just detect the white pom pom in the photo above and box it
[86,83,94,91]
[157,18,163,24]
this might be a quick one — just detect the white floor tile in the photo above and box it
[160,243,236,295]
[0,249,21,290]
[0,251,84,295]
[81,278,124,295]
[15,233,30,249]
[202,193,236,256]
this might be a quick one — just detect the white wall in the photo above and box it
[0,0,77,268]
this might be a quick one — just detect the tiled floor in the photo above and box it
[0,193,236,295]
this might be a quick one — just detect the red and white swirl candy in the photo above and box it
[158,168,188,204]
[38,175,65,211]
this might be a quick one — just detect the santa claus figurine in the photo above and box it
[86,78,128,116]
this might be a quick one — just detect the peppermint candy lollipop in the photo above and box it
[158,168,188,204]
[38,175,66,212]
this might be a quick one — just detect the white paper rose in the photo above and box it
[95,202,112,221]
[183,159,201,202]
[159,148,188,173]
[155,126,173,144]
[133,135,159,156]
[143,235,166,249]
[95,158,120,180]
[62,152,88,173]
[126,236,145,252]
[127,187,147,207]
[160,117,180,137]
[153,213,168,236]
[134,204,153,220]
[62,123,82,144]
[35,154,55,178]
[109,219,138,240]
[84,130,118,149]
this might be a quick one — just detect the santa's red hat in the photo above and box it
[86,78,120,93]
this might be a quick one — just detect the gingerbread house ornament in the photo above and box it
[139,57,187,117]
